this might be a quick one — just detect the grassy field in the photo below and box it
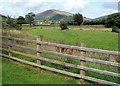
[23,25,112,31]
[2,58,78,84]
[23,28,118,51]
[2,27,119,84]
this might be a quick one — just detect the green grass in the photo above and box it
[2,58,77,84]
[2,28,119,84]
[22,25,112,31]
[23,28,118,51]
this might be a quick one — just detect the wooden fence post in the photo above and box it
[67,49,73,63]
[79,43,86,84]
[8,35,12,61]
[36,37,41,64]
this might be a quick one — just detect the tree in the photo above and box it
[73,13,83,25]
[105,13,120,28]
[17,16,26,26]
[25,12,35,27]
[59,21,68,30]
[5,16,21,30]
[6,16,13,26]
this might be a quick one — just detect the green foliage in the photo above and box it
[112,26,120,33]
[25,12,35,27]
[17,16,26,26]
[83,18,106,25]
[59,21,68,30]
[6,16,13,25]
[73,13,83,25]
[105,13,120,28]
[2,16,21,30]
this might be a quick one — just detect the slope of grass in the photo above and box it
[2,59,77,84]
[23,28,118,51]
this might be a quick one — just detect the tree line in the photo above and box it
[2,12,35,30]
[61,13,120,33]
[2,12,120,33]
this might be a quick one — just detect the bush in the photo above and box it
[112,26,120,33]
[83,19,106,25]
[59,21,68,30]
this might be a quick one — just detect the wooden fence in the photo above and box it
[0,35,120,85]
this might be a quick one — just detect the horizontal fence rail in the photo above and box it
[1,47,119,77]
[1,36,119,55]
[1,35,120,85]
[1,42,120,67]
[0,53,119,85]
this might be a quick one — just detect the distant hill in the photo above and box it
[35,9,73,21]
[94,15,108,20]
[94,12,120,20]
[35,9,91,21]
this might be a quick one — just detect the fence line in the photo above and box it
[1,36,119,55]
[1,35,120,85]
[1,47,119,77]
[1,42,119,67]
[1,54,119,85]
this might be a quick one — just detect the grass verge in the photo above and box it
[2,58,78,84]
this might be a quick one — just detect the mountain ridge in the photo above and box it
[35,9,73,21]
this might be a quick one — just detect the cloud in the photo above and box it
[0,0,89,17]
[64,0,89,12]
[102,2,118,10]
[82,7,118,19]
[0,0,119,18]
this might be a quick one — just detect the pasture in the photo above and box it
[2,25,119,84]
[23,26,118,51]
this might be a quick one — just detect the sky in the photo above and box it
[0,0,119,19]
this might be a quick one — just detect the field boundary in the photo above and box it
[1,35,120,85]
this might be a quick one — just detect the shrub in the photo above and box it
[59,21,68,30]
[112,26,120,33]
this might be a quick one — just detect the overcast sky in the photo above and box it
[0,0,119,19]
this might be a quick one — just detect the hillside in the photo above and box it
[94,15,108,20]
[35,9,73,21]
[94,12,120,20]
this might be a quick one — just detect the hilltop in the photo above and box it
[35,9,73,21]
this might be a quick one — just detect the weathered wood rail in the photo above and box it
[0,36,120,85]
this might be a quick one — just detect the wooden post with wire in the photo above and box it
[36,37,41,64]
[8,35,12,61]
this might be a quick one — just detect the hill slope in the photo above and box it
[35,9,73,21]
[94,12,120,20]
